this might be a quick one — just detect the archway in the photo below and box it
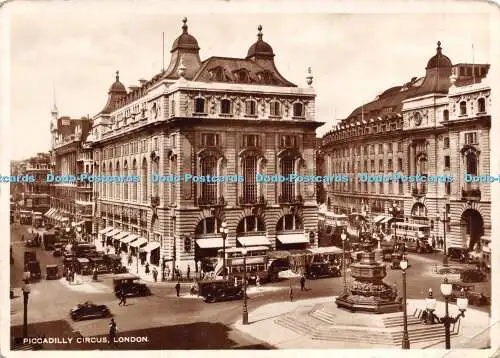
[460,209,484,250]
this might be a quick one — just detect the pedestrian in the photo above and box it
[300,275,306,291]
[176,266,181,280]
[187,265,191,280]
[21,234,24,241]
[432,236,436,249]
[234,276,238,286]
[118,288,126,306]
[152,267,158,282]
[127,254,132,266]
[175,281,181,297]
[93,267,98,281]
[256,276,261,288]
[145,263,150,275]
[289,286,294,302]
[165,266,171,281]
[108,318,117,345]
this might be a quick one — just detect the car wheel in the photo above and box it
[206,296,216,303]
[72,314,82,321]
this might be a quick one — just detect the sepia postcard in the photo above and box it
[1,0,499,357]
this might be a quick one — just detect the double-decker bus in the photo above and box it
[391,222,432,253]
[19,210,32,225]
[213,246,270,283]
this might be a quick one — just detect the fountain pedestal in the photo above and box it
[336,249,401,314]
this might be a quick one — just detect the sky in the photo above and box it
[4,1,493,160]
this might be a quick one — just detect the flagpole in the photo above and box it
[472,44,475,84]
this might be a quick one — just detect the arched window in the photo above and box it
[236,70,250,83]
[443,109,449,121]
[466,152,478,175]
[195,217,221,235]
[151,158,159,198]
[132,159,137,201]
[194,98,205,113]
[270,101,281,117]
[293,102,304,117]
[245,100,257,116]
[411,203,427,217]
[237,216,265,233]
[460,101,467,116]
[170,155,177,204]
[200,156,217,204]
[102,163,107,198]
[115,161,120,199]
[123,161,128,201]
[141,158,148,203]
[276,214,303,231]
[242,156,257,203]
[478,98,486,113]
[280,156,295,202]
[220,99,232,114]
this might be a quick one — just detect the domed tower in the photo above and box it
[246,25,275,61]
[100,70,127,114]
[164,17,202,80]
[411,41,453,96]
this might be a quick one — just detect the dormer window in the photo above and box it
[245,100,257,116]
[194,98,206,113]
[292,102,304,118]
[460,101,467,116]
[220,99,232,114]
[270,101,281,117]
[478,98,486,113]
[235,69,250,83]
[210,67,225,82]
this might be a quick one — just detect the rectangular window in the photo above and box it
[364,160,368,172]
[153,137,159,151]
[281,135,297,148]
[444,137,450,149]
[388,159,393,171]
[444,156,450,169]
[445,182,451,195]
[378,144,383,154]
[387,143,393,153]
[465,132,477,145]
[370,145,375,155]
[202,133,219,147]
[379,182,384,194]
[388,181,393,194]
[270,101,281,117]
[243,134,259,148]
[398,180,403,194]
[398,158,403,172]
[370,160,375,172]
[397,142,403,152]
[378,159,383,172]
[245,100,257,116]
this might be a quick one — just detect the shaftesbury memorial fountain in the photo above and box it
[335,242,402,313]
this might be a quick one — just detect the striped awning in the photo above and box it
[44,208,55,217]
[237,236,271,247]
[196,238,224,249]
[114,232,130,241]
[99,226,114,234]
[129,237,148,248]
[121,234,140,244]
[277,234,309,244]
[106,229,121,237]
[140,241,161,252]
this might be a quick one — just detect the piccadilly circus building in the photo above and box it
[87,18,321,273]
[319,41,491,257]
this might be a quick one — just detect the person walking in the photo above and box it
[187,265,191,280]
[289,285,294,302]
[256,276,261,288]
[152,267,158,282]
[118,288,126,306]
[108,318,117,345]
[300,275,306,291]
[127,254,132,267]
[175,281,181,297]
[145,263,150,275]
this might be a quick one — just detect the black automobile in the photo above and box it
[305,262,340,279]
[46,264,59,280]
[53,247,63,257]
[197,279,244,303]
[113,274,151,297]
[460,268,487,283]
[449,283,490,306]
[70,301,111,321]
[447,247,469,263]
[267,259,290,282]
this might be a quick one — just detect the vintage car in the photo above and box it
[103,254,124,273]
[113,274,151,297]
[390,252,403,270]
[53,246,63,257]
[449,283,490,306]
[266,259,290,282]
[460,268,487,283]
[196,279,244,303]
[24,251,37,266]
[46,264,59,280]
[26,261,42,280]
[70,301,111,321]
[447,247,469,263]
[305,262,340,279]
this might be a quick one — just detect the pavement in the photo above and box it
[234,296,492,350]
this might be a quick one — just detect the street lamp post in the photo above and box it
[22,282,31,338]
[439,207,450,267]
[220,222,228,278]
[400,256,410,349]
[435,278,468,349]
[341,231,347,294]
[241,247,249,325]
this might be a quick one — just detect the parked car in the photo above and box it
[26,261,42,280]
[447,247,469,263]
[70,301,111,321]
[266,259,290,282]
[113,274,151,297]
[46,264,59,280]
[196,279,244,303]
[449,283,490,306]
[460,268,487,283]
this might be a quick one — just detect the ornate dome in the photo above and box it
[426,41,452,70]
[246,25,274,59]
[171,17,200,53]
[109,70,127,94]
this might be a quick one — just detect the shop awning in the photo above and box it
[307,246,343,255]
[44,208,55,217]
[276,234,309,244]
[121,234,140,244]
[106,229,121,237]
[129,237,148,248]
[114,232,130,241]
[237,236,271,247]
[140,242,161,252]
[196,238,224,249]
[99,226,114,234]
[381,217,393,224]
[75,220,86,227]
[373,215,387,224]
